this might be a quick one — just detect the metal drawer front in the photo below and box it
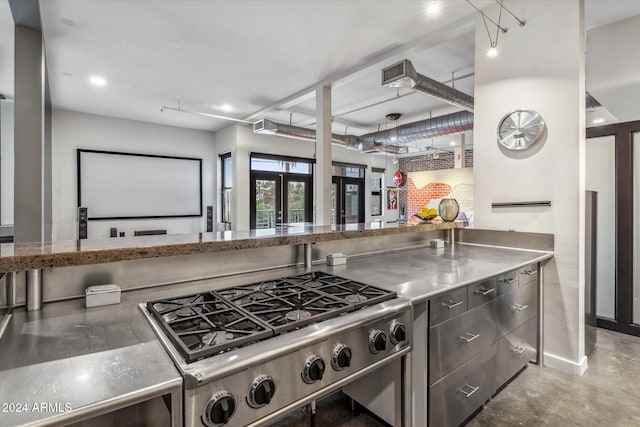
[519,263,538,287]
[468,278,497,309]
[496,269,518,295]
[497,281,537,337]
[430,288,467,326]
[430,300,497,383]
[496,317,537,387]
[429,344,497,427]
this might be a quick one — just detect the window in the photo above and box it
[220,153,232,226]
[370,168,384,217]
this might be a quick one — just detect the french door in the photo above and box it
[250,172,312,229]
[332,177,364,225]
[587,119,640,337]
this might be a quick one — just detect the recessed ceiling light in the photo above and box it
[89,75,107,87]
[219,104,234,113]
[593,118,605,124]
[425,0,440,15]
[487,47,498,57]
[449,141,456,146]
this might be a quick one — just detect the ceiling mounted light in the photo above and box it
[219,104,234,112]
[593,118,605,124]
[466,1,526,60]
[89,75,107,87]
[425,0,441,15]
[449,141,457,146]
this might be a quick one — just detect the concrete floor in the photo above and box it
[270,328,640,427]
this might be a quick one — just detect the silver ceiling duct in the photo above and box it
[359,111,473,145]
[254,110,472,154]
[254,119,361,150]
[382,59,474,113]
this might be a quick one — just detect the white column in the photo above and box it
[473,0,586,373]
[14,25,44,242]
[454,134,465,169]
[315,85,332,225]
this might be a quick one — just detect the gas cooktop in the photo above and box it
[146,271,397,363]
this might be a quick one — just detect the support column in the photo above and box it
[472,0,586,373]
[315,85,332,225]
[13,24,44,242]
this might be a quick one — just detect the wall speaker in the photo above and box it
[206,205,213,232]
[78,207,88,240]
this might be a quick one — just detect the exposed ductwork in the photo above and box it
[254,110,473,154]
[382,59,474,113]
[253,118,362,150]
[359,110,473,145]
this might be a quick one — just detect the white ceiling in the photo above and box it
[4,0,639,153]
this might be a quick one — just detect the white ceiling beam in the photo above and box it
[242,14,480,121]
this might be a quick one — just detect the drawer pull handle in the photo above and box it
[459,332,480,343]
[521,270,535,276]
[474,287,495,296]
[441,299,464,309]
[511,304,529,312]
[457,384,480,398]
[501,277,517,284]
[512,345,527,355]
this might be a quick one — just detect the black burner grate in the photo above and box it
[146,272,396,362]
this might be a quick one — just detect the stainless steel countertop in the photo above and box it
[0,243,552,426]
[315,243,553,303]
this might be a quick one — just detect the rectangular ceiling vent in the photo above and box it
[382,59,417,88]
[253,120,265,133]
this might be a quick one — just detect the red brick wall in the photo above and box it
[396,149,474,215]
[406,179,452,219]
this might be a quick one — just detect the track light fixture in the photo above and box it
[465,0,526,58]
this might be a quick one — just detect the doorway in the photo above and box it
[332,177,365,225]
[249,154,313,229]
[587,120,640,337]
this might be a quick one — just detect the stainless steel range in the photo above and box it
[139,271,412,427]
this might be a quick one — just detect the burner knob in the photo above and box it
[248,375,276,408]
[390,322,407,345]
[302,355,326,383]
[331,344,352,371]
[369,329,387,354]
[204,391,236,426]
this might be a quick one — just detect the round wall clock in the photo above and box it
[497,109,545,150]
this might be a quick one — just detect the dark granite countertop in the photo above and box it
[0,222,459,271]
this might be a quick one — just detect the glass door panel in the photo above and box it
[254,178,279,229]
[344,183,361,224]
[286,180,306,225]
[586,135,616,320]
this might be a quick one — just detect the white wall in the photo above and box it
[0,100,13,225]
[52,109,215,240]
[473,0,587,373]
[216,124,390,231]
[587,15,640,122]
[586,136,615,319]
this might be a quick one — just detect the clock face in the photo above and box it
[497,109,545,150]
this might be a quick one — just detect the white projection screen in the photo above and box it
[78,149,202,219]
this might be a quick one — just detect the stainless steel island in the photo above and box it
[0,227,552,427]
